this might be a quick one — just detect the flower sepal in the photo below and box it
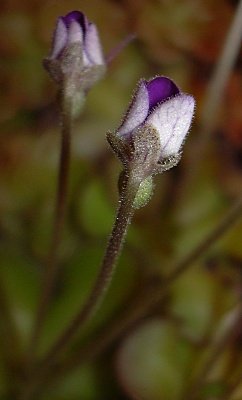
[108,124,173,182]
[44,42,82,84]
[106,130,132,165]
[129,124,162,180]
[44,42,106,93]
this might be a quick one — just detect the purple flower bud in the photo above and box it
[107,77,195,179]
[50,11,105,66]
[44,11,106,91]
[117,77,195,159]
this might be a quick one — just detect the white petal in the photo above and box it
[50,18,67,59]
[146,94,195,158]
[118,81,149,137]
[67,20,83,45]
[85,23,105,65]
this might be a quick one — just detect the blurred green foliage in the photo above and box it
[0,0,242,399]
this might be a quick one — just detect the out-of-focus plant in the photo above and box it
[28,10,107,360]
[0,2,242,400]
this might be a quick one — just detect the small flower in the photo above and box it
[107,76,195,179]
[50,11,105,67]
[44,10,106,92]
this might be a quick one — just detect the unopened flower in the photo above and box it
[108,76,195,180]
[44,11,106,92]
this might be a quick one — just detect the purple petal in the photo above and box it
[117,81,150,137]
[84,23,105,65]
[146,94,195,158]
[50,17,68,59]
[67,20,83,45]
[146,77,180,110]
[62,11,88,34]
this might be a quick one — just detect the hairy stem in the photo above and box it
[42,173,139,365]
[29,82,73,356]
[26,193,242,394]
[21,172,140,399]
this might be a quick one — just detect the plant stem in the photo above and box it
[21,173,140,399]
[29,82,73,355]
[201,0,242,131]
[43,173,139,364]
[75,193,242,356]
[187,0,242,177]
[27,193,242,394]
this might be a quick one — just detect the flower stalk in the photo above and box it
[29,79,74,356]
[37,171,140,370]
[29,9,107,357]
[36,75,195,369]
[19,172,141,400]
[60,194,242,378]
[20,193,242,400]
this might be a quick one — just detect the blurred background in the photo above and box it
[0,0,242,399]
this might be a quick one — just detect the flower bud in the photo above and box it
[107,76,195,180]
[44,11,106,92]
